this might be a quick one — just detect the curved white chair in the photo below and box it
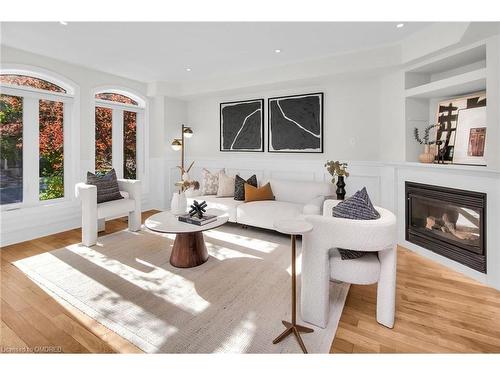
[301,199,397,328]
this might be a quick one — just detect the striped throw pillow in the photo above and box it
[332,187,380,260]
[86,169,124,204]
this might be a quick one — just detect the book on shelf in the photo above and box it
[178,214,218,226]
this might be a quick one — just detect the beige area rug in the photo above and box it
[14,224,349,353]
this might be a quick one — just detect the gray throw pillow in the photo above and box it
[234,174,257,201]
[332,187,380,260]
[86,169,124,204]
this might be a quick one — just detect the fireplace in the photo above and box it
[405,182,486,273]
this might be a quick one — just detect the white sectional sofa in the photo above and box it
[187,178,334,230]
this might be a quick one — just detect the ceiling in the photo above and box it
[0,22,433,83]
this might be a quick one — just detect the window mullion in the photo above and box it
[22,97,39,206]
[63,103,71,199]
[136,112,144,181]
[112,109,124,179]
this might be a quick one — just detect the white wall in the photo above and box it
[378,71,405,162]
[186,72,390,162]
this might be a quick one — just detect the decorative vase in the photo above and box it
[336,176,346,200]
[171,192,187,215]
[419,145,435,163]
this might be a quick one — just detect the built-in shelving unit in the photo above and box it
[404,42,489,166]
[405,68,486,99]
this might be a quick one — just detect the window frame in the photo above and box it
[92,87,147,190]
[0,66,78,211]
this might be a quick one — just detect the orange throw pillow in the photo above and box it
[244,182,275,202]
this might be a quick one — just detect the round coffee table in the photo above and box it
[145,211,228,268]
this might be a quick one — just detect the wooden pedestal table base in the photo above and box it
[144,210,228,269]
[170,232,208,268]
[273,220,314,354]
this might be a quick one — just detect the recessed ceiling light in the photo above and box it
[396,23,404,28]
[59,21,68,26]
[274,49,281,53]
[185,68,192,72]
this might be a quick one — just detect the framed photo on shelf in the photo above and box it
[434,91,486,163]
[453,106,487,166]
[220,99,264,152]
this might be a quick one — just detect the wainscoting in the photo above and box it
[164,157,385,207]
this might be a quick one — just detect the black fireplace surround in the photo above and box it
[405,182,486,273]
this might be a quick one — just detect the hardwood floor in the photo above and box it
[1,210,500,353]
[331,247,500,353]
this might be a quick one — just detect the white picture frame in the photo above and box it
[453,106,487,166]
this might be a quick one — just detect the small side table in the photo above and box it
[273,219,314,354]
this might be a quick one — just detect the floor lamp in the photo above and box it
[171,124,194,180]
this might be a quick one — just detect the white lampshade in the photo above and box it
[183,127,194,138]
[171,139,182,151]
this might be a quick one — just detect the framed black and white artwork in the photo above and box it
[268,92,323,153]
[220,99,264,152]
[434,91,486,163]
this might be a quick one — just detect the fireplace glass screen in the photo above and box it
[410,197,481,251]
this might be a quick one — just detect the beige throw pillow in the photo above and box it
[201,168,223,195]
[217,170,235,197]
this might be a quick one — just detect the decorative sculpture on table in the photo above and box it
[189,200,207,219]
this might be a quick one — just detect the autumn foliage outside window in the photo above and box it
[95,91,138,179]
[39,100,64,200]
[95,107,113,174]
[0,94,23,204]
[123,111,137,179]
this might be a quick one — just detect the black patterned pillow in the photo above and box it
[234,174,257,201]
[332,187,380,260]
[86,169,124,204]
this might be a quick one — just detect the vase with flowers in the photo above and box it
[325,160,349,200]
[413,124,439,163]
[171,160,200,215]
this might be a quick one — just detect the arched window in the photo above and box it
[0,70,75,207]
[0,74,67,93]
[94,89,145,180]
[95,92,138,106]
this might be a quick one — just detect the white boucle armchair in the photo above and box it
[301,199,397,328]
[75,179,141,246]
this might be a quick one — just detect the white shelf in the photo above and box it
[406,43,486,75]
[387,162,499,175]
[405,68,486,99]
